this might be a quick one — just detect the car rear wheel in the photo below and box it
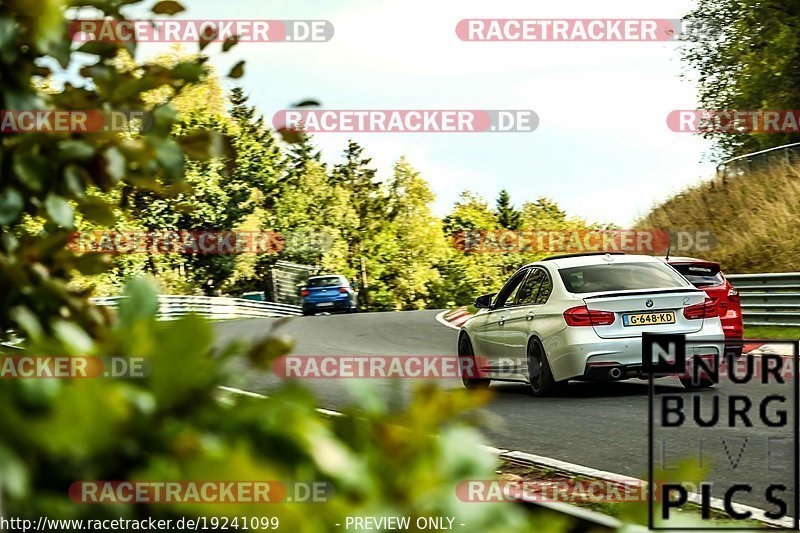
[458,334,490,390]
[527,339,566,397]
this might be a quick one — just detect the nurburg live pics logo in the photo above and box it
[644,333,799,530]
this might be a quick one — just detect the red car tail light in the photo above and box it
[683,298,717,320]
[301,290,310,296]
[339,287,348,293]
[564,306,615,326]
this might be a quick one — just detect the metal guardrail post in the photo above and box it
[716,141,800,178]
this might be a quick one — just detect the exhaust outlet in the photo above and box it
[609,367,622,379]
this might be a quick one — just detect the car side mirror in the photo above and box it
[474,293,496,309]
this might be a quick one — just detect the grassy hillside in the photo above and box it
[636,162,800,273]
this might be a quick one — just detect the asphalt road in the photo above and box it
[214,310,797,515]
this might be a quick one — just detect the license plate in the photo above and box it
[622,311,675,326]
[317,302,334,307]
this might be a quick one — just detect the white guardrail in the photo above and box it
[727,272,800,327]
[716,141,800,179]
[91,295,302,320]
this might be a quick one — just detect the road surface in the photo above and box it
[214,310,796,514]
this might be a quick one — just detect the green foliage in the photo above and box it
[1,279,535,532]
[439,193,597,306]
[365,158,448,310]
[0,1,608,531]
[0,0,232,340]
[0,1,554,530]
[682,0,800,157]
[495,189,521,230]
[636,162,800,273]
[34,46,591,309]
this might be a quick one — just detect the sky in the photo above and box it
[130,0,714,227]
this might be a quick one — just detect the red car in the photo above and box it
[664,257,743,343]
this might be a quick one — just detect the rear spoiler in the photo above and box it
[583,288,702,300]
[668,260,720,271]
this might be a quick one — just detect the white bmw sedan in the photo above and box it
[458,252,724,396]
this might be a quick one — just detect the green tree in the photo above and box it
[681,0,800,157]
[495,189,521,230]
[370,158,448,310]
[440,192,511,304]
[0,0,227,339]
[443,191,498,234]
[519,197,571,229]
[222,87,286,295]
[123,57,244,296]
[285,131,322,177]
[332,141,386,309]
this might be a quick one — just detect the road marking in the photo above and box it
[217,385,342,417]
[435,310,461,330]
[501,449,793,529]
[219,385,787,527]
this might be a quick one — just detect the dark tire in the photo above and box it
[302,307,313,316]
[527,339,566,397]
[725,345,744,360]
[679,356,716,389]
[679,376,715,389]
[458,334,490,390]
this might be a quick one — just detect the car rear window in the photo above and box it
[559,263,689,294]
[307,276,344,287]
[671,264,724,287]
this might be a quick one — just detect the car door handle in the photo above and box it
[526,312,535,321]
[498,316,508,325]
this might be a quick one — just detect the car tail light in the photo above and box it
[564,306,615,326]
[727,288,740,303]
[683,298,717,320]
[339,287,348,293]
[301,290,310,296]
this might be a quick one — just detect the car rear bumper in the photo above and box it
[302,297,353,313]
[545,322,726,382]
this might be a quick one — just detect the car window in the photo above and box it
[307,276,344,287]
[517,268,545,305]
[559,262,688,294]
[671,264,724,287]
[493,269,528,308]
[534,269,552,304]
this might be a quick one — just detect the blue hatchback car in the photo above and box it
[300,275,359,316]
